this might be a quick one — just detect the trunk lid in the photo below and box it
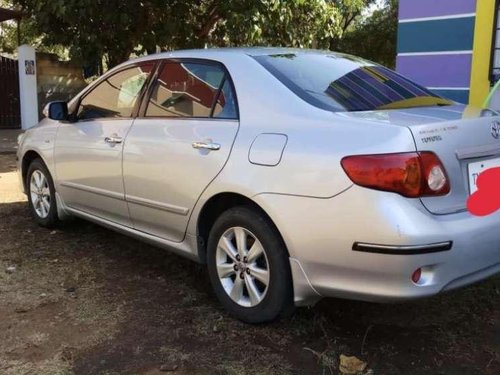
[342,105,500,214]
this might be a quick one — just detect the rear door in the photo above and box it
[123,59,239,241]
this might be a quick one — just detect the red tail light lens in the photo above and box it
[341,152,450,198]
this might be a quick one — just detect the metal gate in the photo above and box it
[0,55,21,129]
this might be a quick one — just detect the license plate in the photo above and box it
[468,157,500,194]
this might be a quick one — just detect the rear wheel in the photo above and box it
[207,206,294,323]
[27,159,59,228]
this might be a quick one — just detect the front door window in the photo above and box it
[78,64,154,120]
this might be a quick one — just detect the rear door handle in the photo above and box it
[192,142,221,151]
[105,136,123,145]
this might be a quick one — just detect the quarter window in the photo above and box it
[78,64,153,120]
[146,62,237,119]
[213,80,238,119]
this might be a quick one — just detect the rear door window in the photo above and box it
[145,61,238,119]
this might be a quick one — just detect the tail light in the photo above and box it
[341,152,450,198]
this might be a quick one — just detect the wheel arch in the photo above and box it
[21,150,46,192]
[196,192,290,263]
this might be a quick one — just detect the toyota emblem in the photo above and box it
[492,121,500,139]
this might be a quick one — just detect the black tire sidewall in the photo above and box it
[27,159,59,228]
[207,206,293,323]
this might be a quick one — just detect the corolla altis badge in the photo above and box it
[491,121,500,139]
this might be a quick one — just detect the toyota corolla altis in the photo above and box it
[17,48,500,323]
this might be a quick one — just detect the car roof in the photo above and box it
[129,47,345,64]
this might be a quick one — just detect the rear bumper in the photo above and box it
[255,186,500,305]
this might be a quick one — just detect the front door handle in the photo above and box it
[192,142,221,151]
[105,136,123,145]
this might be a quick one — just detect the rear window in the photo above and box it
[254,53,452,112]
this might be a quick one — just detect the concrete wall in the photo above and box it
[396,0,477,104]
[36,52,87,119]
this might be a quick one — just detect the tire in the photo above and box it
[207,206,294,323]
[26,158,59,228]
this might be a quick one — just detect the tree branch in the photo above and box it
[197,1,223,39]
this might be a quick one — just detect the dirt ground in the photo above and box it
[0,153,499,375]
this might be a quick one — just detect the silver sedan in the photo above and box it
[17,48,500,323]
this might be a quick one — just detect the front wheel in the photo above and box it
[27,158,59,228]
[207,206,294,323]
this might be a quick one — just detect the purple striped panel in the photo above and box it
[399,0,476,20]
[396,54,472,88]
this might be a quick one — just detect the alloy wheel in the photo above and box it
[30,170,51,219]
[215,227,270,307]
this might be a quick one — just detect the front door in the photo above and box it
[55,63,154,226]
[123,60,239,241]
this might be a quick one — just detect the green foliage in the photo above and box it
[0,21,19,55]
[14,0,155,66]
[12,0,342,67]
[6,0,397,69]
[338,0,398,67]
[0,0,66,56]
[0,0,14,53]
[329,0,377,33]
[208,0,340,49]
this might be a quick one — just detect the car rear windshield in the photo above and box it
[253,53,453,112]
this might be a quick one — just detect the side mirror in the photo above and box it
[43,101,69,121]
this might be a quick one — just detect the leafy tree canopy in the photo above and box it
[338,0,398,68]
[0,0,67,56]
[11,0,342,67]
[329,0,378,34]
[3,0,397,69]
